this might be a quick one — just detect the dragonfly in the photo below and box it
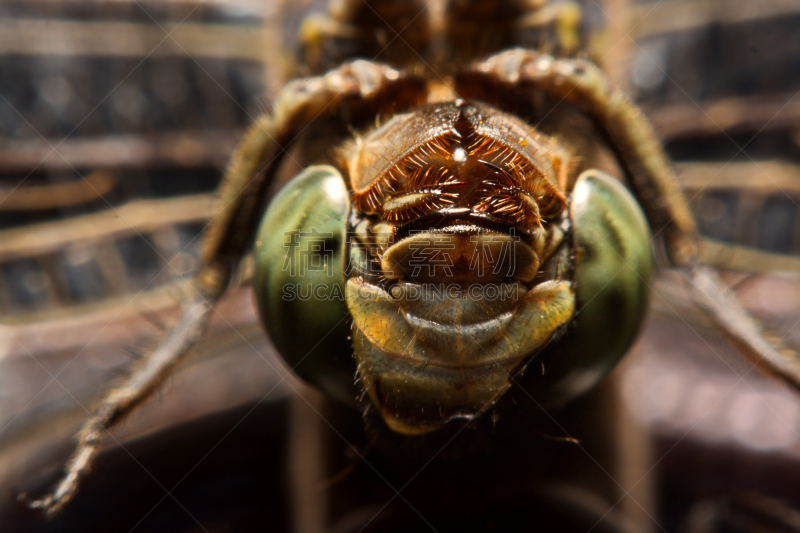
[1,1,799,531]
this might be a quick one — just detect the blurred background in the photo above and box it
[0,0,799,531]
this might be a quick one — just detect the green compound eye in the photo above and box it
[253,165,355,405]
[540,169,653,404]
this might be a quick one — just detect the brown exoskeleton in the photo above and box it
[21,0,800,530]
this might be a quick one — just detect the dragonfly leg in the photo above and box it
[460,49,800,391]
[299,0,431,74]
[22,60,426,518]
[20,296,214,518]
[689,265,800,390]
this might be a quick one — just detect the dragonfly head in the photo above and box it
[254,100,652,435]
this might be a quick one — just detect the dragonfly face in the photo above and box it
[255,97,652,434]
